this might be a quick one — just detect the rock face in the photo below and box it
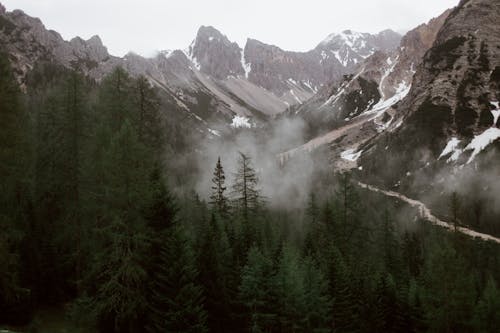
[0,8,121,86]
[386,0,500,150]
[244,29,401,97]
[187,26,244,80]
[290,9,449,139]
[0,4,403,128]
[359,0,500,186]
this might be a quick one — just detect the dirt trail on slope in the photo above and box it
[357,182,500,244]
[278,115,372,164]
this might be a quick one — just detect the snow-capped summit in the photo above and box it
[316,29,401,69]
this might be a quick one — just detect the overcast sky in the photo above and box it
[3,0,459,57]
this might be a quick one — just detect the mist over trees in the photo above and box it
[1,54,500,333]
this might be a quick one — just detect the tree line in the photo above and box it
[1,52,500,332]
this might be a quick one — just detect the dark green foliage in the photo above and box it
[148,228,208,333]
[2,53,500,333]
[232,152,261,219]
[210,157,229,216]
[422,242,476,332]
[473,276,500,332]
[239,246,277,332]
[133,75,164,154]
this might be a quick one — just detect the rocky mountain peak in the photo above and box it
[69,35,109,62]
[0,3,6,15]
[314,29,401,72]
[195,25,232,46]
[186,25,244,80]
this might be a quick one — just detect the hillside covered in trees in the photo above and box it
[1,51,500,333]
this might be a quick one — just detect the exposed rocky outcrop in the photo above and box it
[394,0,500,142]
[359,0,500,188]
[244,29,401,97]
[289,8,450,140]
[0,4,402,125]
[187,26,244,80]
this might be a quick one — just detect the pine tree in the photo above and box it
[78,119,154,332]
[98,67,134,134]
[239,246,276,332]
[473,276,500,332]
[422,241,476,332]
[0,52,30,320]
[301,256,333,332]
[0,51,30,199]
[449,191,461,231]
[401,232,423,278]
[143,168,178,233]
[377,208,402,278]
[232,152,261,221]
[334,173,361,249]
[87,220,151,332]
[133,76,163,153]
[372,273,409,333]
[147,228,208,333]
[210,157,229,216]
[273,244,332,332]
[326,246,359,333]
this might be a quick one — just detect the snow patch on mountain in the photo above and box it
[240,49,251,78]
[438,129,500,164]
[437,102,500,164]
[184,41,201,70]
[321,30,364,48]
[208,128,221,137]
[290,89,302,104]
[366,81,410,117]
[231,115,252,128]
[332,50,347,66]
[464,128,500,163]
[341,148,363,161]
[439,137,462,162]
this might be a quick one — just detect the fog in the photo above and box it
[193,117,330,209]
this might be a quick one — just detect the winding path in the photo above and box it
[357,182,500,244]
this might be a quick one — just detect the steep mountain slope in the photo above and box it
[350,0,500,237]
[244,29,400,99]
[0,3,400,132]
[279,9,450,166]
[360,0,500,182]
[0,9,266,134]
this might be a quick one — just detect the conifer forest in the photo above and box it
[1,51,500,332]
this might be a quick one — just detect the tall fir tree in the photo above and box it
[232,152,261,221]
[210,157,229,216]
[0,51,31,322]
[133,75,163,154]
[239,246,276,332]
[147,228,208,333]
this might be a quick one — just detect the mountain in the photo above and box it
[278,8,450,166]
[359,0,500,184]
[0,3,401,133]
[243,29,400,98]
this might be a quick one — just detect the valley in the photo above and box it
[1,0,500,332]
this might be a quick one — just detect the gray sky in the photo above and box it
[3,0,459,57]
